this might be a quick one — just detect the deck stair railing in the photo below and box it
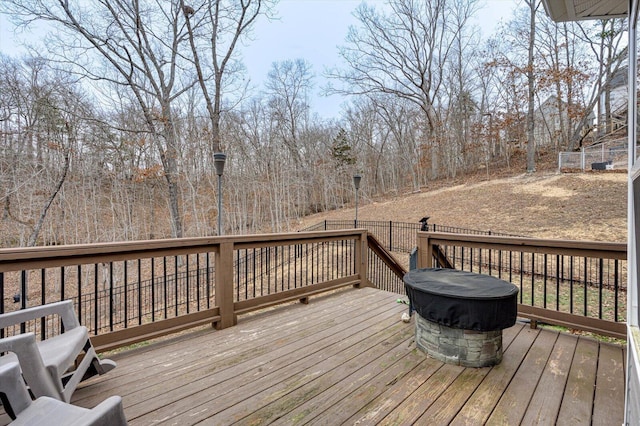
[366,234,406,294]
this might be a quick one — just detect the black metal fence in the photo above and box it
[301,220,520,253]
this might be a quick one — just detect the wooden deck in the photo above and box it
[58,288,626,424]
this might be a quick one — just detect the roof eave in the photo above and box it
[541,0,628,22]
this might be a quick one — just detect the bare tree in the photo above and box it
[328,0,480,178]
[265,59,314,167]
[182,0,274,155]
[0,55,84,246]
[577,19,627,143]
[524,0,540,173]
[1,0,196,238]
[485,2,542,171]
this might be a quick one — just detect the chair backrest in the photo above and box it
[0,300,79,331]
[0,362,32,420]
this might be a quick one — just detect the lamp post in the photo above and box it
[214,153,227,236]
[353,174,362,227]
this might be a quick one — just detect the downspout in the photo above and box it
[626,2,639,424]
[628,0,638,329]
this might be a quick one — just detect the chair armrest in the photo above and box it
[0,362,32,419]
[0,333,40,362]
[0,333,60,398]
[74,395,127,426]
[0,300,80,330]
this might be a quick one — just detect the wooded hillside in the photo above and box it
[0,1,629,247]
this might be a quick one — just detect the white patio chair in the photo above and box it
[0,362,126,425]
[0,300,116,402]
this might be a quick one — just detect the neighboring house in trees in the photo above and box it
[533,95,594,149]
[600,64,628,135]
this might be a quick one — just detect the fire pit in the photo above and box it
[404,268,518,367]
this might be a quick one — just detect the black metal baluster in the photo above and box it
[0,272,4,338]
[186,254,190,314]
[109,262,114,332]
[598,258,604,319]
[196,254,201,311]
[569,256,574,314]
[236,250,241,301]
[531,253,535,306]
[556,255,561,311]
[245,249,249,300]
[20,271,27,334]
[206,253,211,309]
[543,254,548,309]
[519,253,523,304]
[613,259,620,322]
[124,261,128,328]
[583,257,588,316]
[94,264,99,334]
[78,264,83,326]
[151,257,156,322]
[137,260,142,325]
[294,245,298,289]
[41,269,46,339]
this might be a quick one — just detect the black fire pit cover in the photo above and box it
[404,268,519,331]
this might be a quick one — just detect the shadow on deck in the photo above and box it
[68,287,624,425]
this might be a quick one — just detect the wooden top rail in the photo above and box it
[418,231,627,262]
[0,230,368,273]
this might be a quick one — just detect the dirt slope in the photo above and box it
[295,171,627,242]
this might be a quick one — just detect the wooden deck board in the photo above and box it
[556,338,599,425]
[238,332,417,425]
[128,292,404,423]
[5,286,621,426]
[191,311,412,424]
[449,327,540,425]
[301,350,440,425]
[414,365,490,424]
[376,363,464,425]
[487,329,558,425]
[592,342,626,426]
[79,289,388,409]
[519,332,578,425]
[338,355,442,425]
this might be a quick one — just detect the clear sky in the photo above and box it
[241,0,518,119]
[0,0,518,120]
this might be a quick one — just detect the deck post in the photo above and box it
[215,241,237,330]
[354,231,371,288]
[417,232,433,269]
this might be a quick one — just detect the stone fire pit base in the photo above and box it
[415,313,503,367]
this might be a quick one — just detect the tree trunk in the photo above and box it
[526,1,537,173]
[27,136,71,246]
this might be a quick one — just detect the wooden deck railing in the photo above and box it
[366,234,407,295]
[0,230,369,352]
[417,232,627,339]
[0,229,628,354]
